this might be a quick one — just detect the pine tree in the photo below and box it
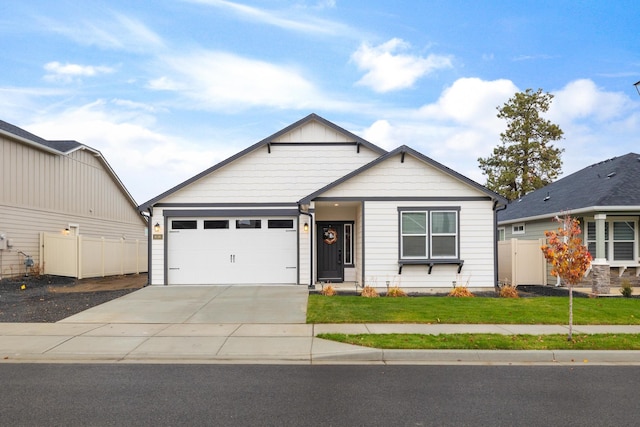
[478,88,564,201]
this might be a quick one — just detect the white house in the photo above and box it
[139,114,506,291]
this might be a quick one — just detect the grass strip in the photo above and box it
[307,295,640,325]
[317,333,640,350]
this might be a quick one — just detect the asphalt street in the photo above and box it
[1,364,639,426]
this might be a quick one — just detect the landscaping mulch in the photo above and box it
[0,274,147,323]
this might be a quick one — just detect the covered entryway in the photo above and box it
[167,217,297,285]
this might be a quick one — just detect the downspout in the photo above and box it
[494,200,507,290]
[298,205,314,289]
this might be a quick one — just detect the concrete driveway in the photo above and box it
[59,285,309,324]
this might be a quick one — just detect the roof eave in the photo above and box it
[498,205,640,225]
[0,127,61,155]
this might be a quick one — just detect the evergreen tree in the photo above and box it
[478,88,564,201]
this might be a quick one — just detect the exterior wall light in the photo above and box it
[154,223,161,233]
[303,223,309,232]
[63,228,70,235]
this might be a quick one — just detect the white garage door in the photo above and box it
[167,217,297,285]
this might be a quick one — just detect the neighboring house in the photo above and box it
[139,114,506,291]
[0,120,147,279]
[498,153,640,290]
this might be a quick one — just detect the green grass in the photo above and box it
[318,333,640,350]
[307,295,640,325]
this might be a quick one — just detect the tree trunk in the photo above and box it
[567,285,573,341]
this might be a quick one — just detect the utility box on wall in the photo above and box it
[0,233,7,250]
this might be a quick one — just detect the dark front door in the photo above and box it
[317,222,344,282]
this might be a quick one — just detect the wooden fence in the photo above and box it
[40,233,147,279]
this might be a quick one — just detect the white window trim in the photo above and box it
[430,210,458,259]
[586,217,639,265]
[498,227,506,241]
[512,223,525,235]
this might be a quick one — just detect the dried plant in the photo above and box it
[361,286,379,298]
[499,284,519,298]
[321,285,337,296]
[386,286,407,297]
[448,286,474,297]
[620,280,633,298]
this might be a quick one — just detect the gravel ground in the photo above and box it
[0,274,147,323]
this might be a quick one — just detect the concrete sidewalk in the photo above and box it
[2,322,640,365]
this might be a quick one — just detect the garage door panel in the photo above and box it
[168,217,297,285]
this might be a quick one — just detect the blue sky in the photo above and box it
[2,0,639,204]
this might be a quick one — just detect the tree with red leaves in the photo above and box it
[541,215,593,340]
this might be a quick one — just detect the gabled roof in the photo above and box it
[0,118,140,209]
[299,145,507,205]
[139,113,387,211]
[0,120,82,153]
[498,153,640,223]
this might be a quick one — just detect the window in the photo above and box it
[512,223,525,235]
[236,219,261,229]
[268,219,294,229]
[498,227,506,241]
[431,211,457,258]
[344,223,354,265]
[172,220,197,229]
[587,219,637,262]
[399,208,459,260]
[204,220,229,229]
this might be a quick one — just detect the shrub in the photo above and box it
[321,285,337,296]
[620,280,633,298]
[499,284,519,298]
[386,286,407,297]
[448,286,474,297]
[361,286,379,298]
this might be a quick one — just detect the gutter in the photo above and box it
[298,206,314,289]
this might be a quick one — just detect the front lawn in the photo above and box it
[317,333,640,350]
[307,295,640,325]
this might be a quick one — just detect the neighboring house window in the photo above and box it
[587,219,637,262]
[399,208,459,260]
[512,223,525,235]
[498,227,506,241]
[344,223,354,266]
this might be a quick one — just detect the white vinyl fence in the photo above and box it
[498,238,547,286]
[40,233,147,279]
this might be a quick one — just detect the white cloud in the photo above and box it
[185,0,352,36]
[148,50,356,111]
[549,79,632,122]
[43,62,115,83]
[42,13,163,52]
[352,38,453,93]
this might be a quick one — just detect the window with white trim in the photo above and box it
[399,208,459,260]
[498,227,506,241]
[586,219,637,262]
[512,223,525,235]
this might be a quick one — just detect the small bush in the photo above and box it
[620,280,633,298]
[321,285,337,296]
[386,286,407,297]
[361,286,379,298]
[448,286,474,298]
[499,285,519,298]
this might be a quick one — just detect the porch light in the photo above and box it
[154,222,161,233]
[63,227,70,235]
[635,80,640,96]
[303,223,309,232]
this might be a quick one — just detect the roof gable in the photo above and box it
[498,153,640,223]
[140,113,387,210]
[299,145,506,204]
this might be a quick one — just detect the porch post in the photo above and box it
[592,214,610,294]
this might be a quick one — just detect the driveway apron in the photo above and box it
[58,285,309,324]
